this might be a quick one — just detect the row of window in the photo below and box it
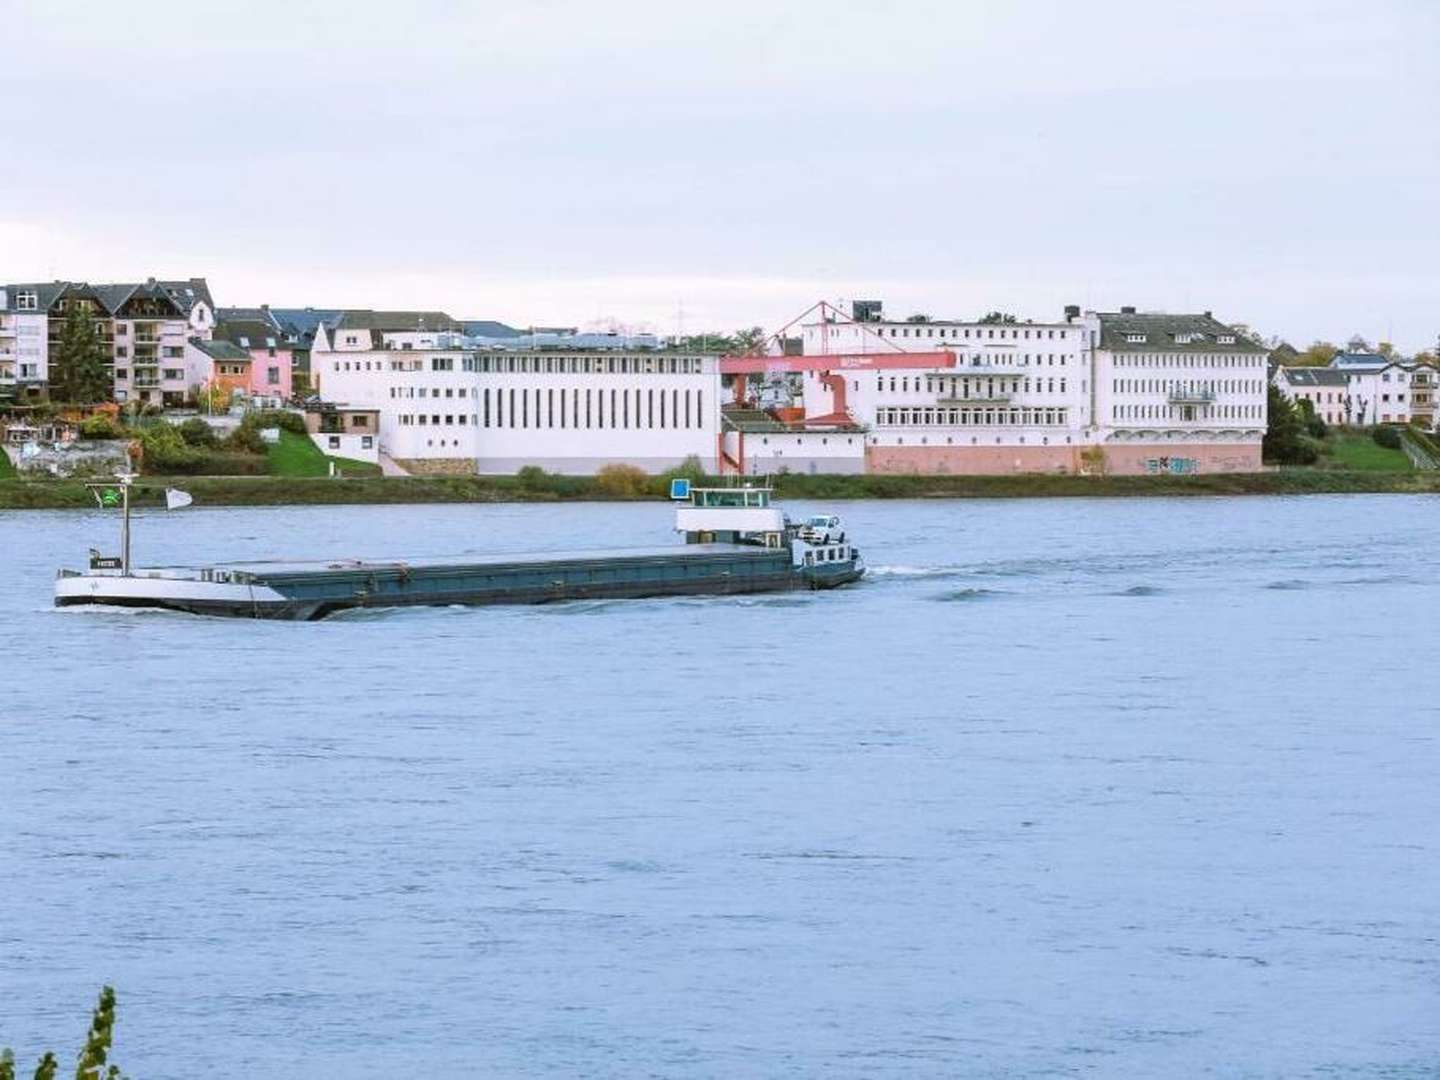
[333,355,708,376]
[1111,404,1262,419]
[877,407,1070,427]
[874,376,1072,397]
[1111,379,1261,394]
[1113,354,1259,368]
[839,325,1069,341]
[470,386,704,430]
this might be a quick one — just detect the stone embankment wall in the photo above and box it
[5,440,132,478]
[393,457,476,476]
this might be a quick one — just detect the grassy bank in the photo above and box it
[266,430,382,478]
[4,468,1440,510]
[1322,432,1413,472]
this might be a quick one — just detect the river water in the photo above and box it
[2,495,1438,1077]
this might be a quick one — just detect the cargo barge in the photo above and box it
[54,477,864,620]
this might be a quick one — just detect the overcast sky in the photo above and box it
[2,0,1436,348]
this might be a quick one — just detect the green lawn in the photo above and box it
[0,448,15,478]
[265,430,381,477]
[1322,433,1413,472]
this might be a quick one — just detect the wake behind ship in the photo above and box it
[54,479,864,620]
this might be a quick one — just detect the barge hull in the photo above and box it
[55,543,863,621]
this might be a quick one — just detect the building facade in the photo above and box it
[1087,309,1268,474]
[214,310,294,401]
[0,277,214,406]
[1271,367,1349,425]
[1271,339,1440,428]
[314,312,720,474]
[790,304,1265,474]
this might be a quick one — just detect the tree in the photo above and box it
[1296,396,1328,438]
[732,327,767,355]
[1,988,126,1080]
[75,986,118,1080]
[194,380,233,414]
[1377,341,1396,359]
[904,313,931,323]
[50,304,111,404]
[1291,341,1339,368]
[978,311,1018,325]
[1263,384,1319,464]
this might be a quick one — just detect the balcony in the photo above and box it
[937,394,1013,405]
[134,378,161,388]
[951,361,1027,376]
[1168,389,1216,405]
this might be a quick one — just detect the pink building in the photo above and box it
[213,311,293,400]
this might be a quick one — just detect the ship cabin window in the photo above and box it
[692,489,770,508]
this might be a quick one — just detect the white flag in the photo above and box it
[165,488,193,510]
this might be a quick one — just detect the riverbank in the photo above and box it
[3,469,1439,509]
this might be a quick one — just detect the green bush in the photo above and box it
[224,422,268,455]
[1372,425,1403,450]
[78,414,124,440]
[594,463,650,498]
[196,451,270,475]
[516,464,550,489]
[250,409,308,435]
[1304,415,1328,439]
[178,417,219,448]
[658,454,708,493]
[138,421,206,473]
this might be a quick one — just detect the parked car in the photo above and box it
[800,515,845,544]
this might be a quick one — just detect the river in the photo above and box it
[2,495,1437,1077]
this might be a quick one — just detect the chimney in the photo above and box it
[1064,304,1080,322]
[1120,305,1136,315]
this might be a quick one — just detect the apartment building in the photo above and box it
[0,277,214,405]
[1272,368,1349,425]
[214,308,295,401]
[1271,338,1440,428]
[1086,309,1268,473]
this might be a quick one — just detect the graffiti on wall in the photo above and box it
[1144,456,1198,475]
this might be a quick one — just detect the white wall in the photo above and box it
[310,431,379,463]
[318,348,721,473]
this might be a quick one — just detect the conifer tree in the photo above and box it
[51,304,111,404]
[74,986,117,1080]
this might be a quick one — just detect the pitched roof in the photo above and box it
[330,310,464,333]
[1278,367,1348,387]
[216,306,283,329]
[157,278,214,313]
[1,282,68,312]
[189,337,251,361]
[267,308,341,339]
[1095,311,1263,353]
[462,319,523,338]
[1331,351,1390,368]
[215,318,283,350]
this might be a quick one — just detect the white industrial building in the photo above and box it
[314,312,720,474]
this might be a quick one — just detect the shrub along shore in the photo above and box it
[3,468,1440,510]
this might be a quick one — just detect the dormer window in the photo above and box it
[16,290,37,311]
[238,336,250,348]
[1218,334,1235,344]
[1125,333,1147,343]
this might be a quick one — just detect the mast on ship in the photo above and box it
[84,471,136,575]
